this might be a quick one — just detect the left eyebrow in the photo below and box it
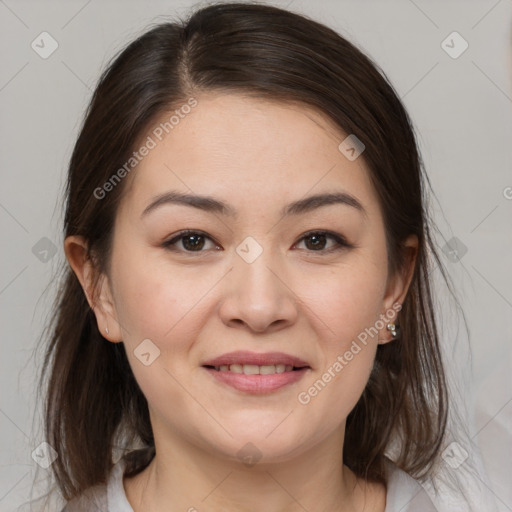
[140,190,366,219]
[283,191,366,218]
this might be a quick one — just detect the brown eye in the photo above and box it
[294,231,351,253]
[163,230,220,253]
[162,229,351,255]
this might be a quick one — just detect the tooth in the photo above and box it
[217,363,296,374]
[243,364,260,375]
[230,364,243,373]
[259,365,276,375]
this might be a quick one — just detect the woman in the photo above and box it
[40,2,451,510]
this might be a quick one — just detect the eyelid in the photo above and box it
[162,229,353,254]
[293,230,353,252]
[163,229,221,253]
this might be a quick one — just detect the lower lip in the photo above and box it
[203,367,310,394]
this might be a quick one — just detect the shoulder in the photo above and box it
[384,458,438,512]
[60,457,133,512]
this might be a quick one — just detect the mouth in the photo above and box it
[203,363,309,374]
[201,351,311,394]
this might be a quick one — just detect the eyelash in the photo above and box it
[162,229,353,255]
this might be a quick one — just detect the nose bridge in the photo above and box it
[234,236,285,301]
[218,235,298,332]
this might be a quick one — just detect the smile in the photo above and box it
[202,364,310,394]
[206,363,304,374]
[201,351,312,393]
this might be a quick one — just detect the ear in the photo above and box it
[64,235,123,343]
[379,234,418,345]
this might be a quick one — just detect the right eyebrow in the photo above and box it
[141,190,366,219]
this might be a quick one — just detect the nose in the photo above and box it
[218,250,299,334]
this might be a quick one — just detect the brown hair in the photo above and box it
[39,1,449,501]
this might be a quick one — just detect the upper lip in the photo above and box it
[202,351,310,368]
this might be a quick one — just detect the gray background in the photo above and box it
[0,0,511,510]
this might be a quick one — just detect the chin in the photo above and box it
[199,418,315,465]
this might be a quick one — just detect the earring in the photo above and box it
[386,323,400,339]
[105,326,109,334]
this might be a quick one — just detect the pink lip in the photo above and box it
[201,351,311,394]
[203,366,310,394]
[202,350,310,368]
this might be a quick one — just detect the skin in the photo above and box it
[65,92,417,512]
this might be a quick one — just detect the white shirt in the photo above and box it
[62,456,438,511]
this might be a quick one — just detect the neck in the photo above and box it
[124,426,383,512]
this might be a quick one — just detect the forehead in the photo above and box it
[119,92,378,218]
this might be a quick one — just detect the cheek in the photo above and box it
[296,260,387,419]
[111,248,215,344]
[310,260,387,349]
[110,254,216,427]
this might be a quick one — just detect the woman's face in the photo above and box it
[93,92,412,463]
